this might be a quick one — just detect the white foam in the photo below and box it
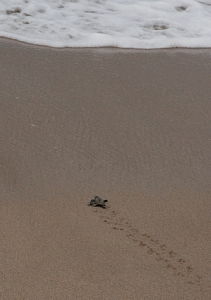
[0,0,211,49]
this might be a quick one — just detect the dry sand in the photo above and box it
[1,38,211,299]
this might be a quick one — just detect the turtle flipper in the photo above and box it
[89,199,96,206]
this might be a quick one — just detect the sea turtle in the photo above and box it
[89,196,108,209]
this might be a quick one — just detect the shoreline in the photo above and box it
[2,37,211,52]
[1,38,211,299]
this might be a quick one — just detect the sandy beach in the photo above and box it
[1,39,211,299]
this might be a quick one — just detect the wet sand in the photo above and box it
[1,39,211,299]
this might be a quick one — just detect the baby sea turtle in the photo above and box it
[89,196,108,209]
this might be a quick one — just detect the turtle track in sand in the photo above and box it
[91,206,210,295]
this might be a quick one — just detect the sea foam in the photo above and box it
[0,0,211,49]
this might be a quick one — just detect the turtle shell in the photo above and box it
[89,196,108,208]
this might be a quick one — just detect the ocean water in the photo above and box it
[0,0,211,49]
